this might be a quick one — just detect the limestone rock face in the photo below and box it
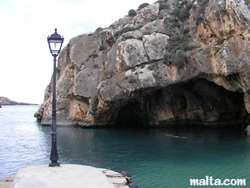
[35,0,250,127]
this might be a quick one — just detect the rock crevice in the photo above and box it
[35,0,250,127]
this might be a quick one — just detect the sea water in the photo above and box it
[0,105,249,187]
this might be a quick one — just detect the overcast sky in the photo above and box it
[0,0,156,104]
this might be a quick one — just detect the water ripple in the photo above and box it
[0,106,250,188]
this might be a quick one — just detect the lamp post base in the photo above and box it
[49,162,60,167]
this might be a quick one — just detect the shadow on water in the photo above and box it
[35,124,249,188]
[1,105,249,187]
[34,118,250,188]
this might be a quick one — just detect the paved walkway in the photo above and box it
[11,164,129,188]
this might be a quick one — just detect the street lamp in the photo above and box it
[47,28,64,167]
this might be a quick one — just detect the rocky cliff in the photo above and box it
[35,0,250,127]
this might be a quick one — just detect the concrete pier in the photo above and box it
[0,176,14,188]
[11,164,130,188]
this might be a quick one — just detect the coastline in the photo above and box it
[0,96,39,106]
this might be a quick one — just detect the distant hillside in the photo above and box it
[0,96,36,105]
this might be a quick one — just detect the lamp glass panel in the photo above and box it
[49,39,62,54]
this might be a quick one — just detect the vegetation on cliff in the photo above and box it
[35,0,250,127]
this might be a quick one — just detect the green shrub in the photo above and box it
[179,0,188,7]
[170,0,193,21]
[164,50,187,67]
[142,31,152,35]
[185,45,198,51]
[148,65,154,70]
[183,28,189,35]
[96,27,103,32]
[195,15,203,25]
[138,36,143,40]
[128,9,137,17]
[115,27,136,37]
[86,53,99,61]
[123,35,135,40]
[128,77,137,83]
[158,0,168,3]
[167,34,188,52]
[167,33,198,54]
[217,39,224,45]
[99,45,105,51]
[163,53,171,66]
[91,96,99,112]
[136,25,144,30]
[137,3,149,11]
[179,8,190,21]
[89,53,98,58]
[159,3,169,11]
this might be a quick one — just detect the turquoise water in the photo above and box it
[0,105,249,187]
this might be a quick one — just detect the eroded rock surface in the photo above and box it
[35,0,250,127]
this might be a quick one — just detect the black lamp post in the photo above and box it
[47,28,64,167]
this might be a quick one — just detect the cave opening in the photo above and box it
[115,101,149,127]
[115,78,249,128]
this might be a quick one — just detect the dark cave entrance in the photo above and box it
[116,101,148,127]
[115,78,249,128]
